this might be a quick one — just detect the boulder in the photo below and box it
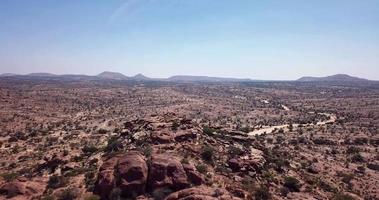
[174,131,197,142]
[117,152,148,197]
[148,154,190,192]
[94,152,148,199]
[94,156,119,199]
[0,179,44,199]
[182,164,204,185]
[151,132,173,144]
[228,158,242,172]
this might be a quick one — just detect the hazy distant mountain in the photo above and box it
[167,75,252,82]
[3,72,372,83]
[97,71,128,80]
[0,73,18,77]
[297,74,370,82]
[130,73,151,81]
[27,73,58,77]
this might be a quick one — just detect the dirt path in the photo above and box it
[248,108,336,136]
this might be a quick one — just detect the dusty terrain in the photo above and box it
[0,78,378,200]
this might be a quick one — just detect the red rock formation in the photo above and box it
[164,186,243,200]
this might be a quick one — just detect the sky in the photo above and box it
[0,0,378,80]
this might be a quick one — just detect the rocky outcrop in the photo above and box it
[227,148,266,172]
[164,186,243,200]
[94,152,148,199]
[0,179,45,199]
[117,152,148,197]
[36,156,66,173]
[148,154,203,192]
[174,130,197,142]
[182,164,203,185]
[95,152,203,199]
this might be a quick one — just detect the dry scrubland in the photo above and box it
[0,78,378,200]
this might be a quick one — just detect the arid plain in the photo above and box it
[0,77,378,200]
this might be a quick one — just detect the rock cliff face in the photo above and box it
[94,152,204,200]
[94,152,148,199]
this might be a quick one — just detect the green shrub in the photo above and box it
[228,146,244,157]
[196,164,208,174]
[82,145,98,155]
[346,146,359,154]
[0,172,19,182]
[350,153,364,163]
[201,145,215,162]
[105,136,122,153]
[254,185,271,200]
[142,145,153,158]
[239,126,251,133]
[171,121,180,131]
[202,126,216,136]
[318,180,337,193]
[58,188,78,200]
[48,175,67,189]
[283,176,301,192]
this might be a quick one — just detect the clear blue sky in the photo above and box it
[0,0,378,80]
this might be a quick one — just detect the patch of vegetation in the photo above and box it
[239,126,251,133]
[254,185,271,200]
[350,153,364,163]
[85,170,97,190]
[47,175,67,189]
[346,146,360,154]
[202,126,217,136]
[98,129,108,134]
[195,164,208,174]
[82,144,98,155]
[283,176,301,192]
[105,136,123,153]
[318,180,337,193]
[0,172,19,182]
[241,176,255,193]
[228,146,244,157]
[262,170,277,183]
[57,188,78,200]
[171,121,180,131]
[142,145,153,158]
[313,138,335,145]
[201,145,215,162]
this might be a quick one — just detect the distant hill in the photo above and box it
[297,74,370,82]
[130,73,151,81]
[2,72,373,83]
[27,73,58,77]
[0,73,18,77]
[97,71,128,80]
[167,75,252,82]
